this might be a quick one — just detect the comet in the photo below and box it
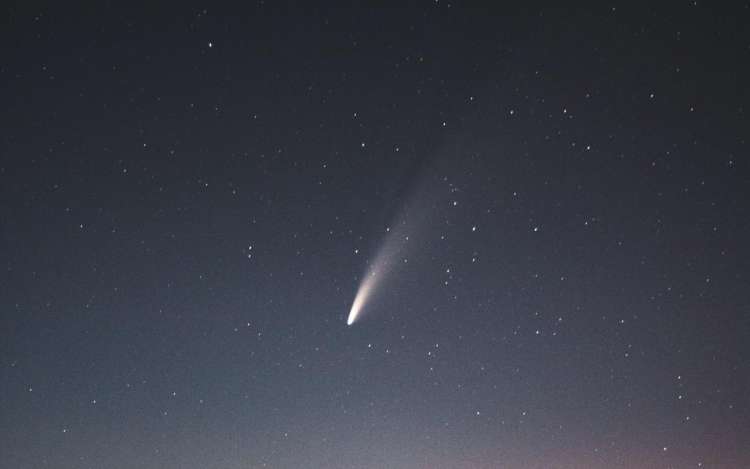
[346,239,399,326]
[346,155,451,326]
[346,270,377,325]
[346,205,424,326]
[346,215,414,326]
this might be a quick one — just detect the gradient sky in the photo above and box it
[1,2,749,468]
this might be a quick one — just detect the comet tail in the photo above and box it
[347,272,376,325]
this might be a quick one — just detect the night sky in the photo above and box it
[2,3,749,468]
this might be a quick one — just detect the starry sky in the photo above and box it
[2,3,749,468]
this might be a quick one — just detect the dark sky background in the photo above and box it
[2,2,749,468]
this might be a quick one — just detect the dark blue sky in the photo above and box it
[1,2,749,468]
